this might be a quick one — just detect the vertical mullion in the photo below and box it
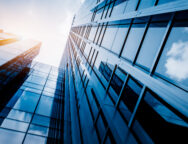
[128,86,146,128]
[115,74,129,108]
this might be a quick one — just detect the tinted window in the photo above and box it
[132,90,188,143]
[124,0,138,13]
[36,96,54,117]
[136,22,168,70]
[155,21,188,89]
[13,91,40,113]
[121,24,145,61]
[137,0,156,10]
[119,77,143,122]
[157,0,178,5]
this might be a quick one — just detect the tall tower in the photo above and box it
[62,0,188,143]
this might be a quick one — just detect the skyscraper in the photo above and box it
[62,0,188,143]
[0,0,188,143]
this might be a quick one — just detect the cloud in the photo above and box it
[165,41,188,81]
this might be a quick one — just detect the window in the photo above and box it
[110,67,127,95]
[88,26,97,41]
[137,0,156,10]
[155,21,188,90]
[124,0,138,13]
[36,96,54,117]
[1,118,28,132]
[111,24,129,54]
[132,90,188,143]
[121,23,146,61]
[157,0,178,5]
[136,22,168,70]
[119,77,143,122]
[24,134,46,144]
[101,25,118,50]
[0,128,25,144]
[110,0,127,17]
[13,91,40,113]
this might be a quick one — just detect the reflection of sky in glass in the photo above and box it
[0,0,84,66]
[165,40,188,81]
[156,24,188,88]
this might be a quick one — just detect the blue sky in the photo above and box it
[0,0,84,66]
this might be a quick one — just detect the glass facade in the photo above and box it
[0,0,188,143]
[66,0,188,143]
[0,62,65,143]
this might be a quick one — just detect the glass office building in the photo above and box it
[63,0,188,143]
[0,0,188,143]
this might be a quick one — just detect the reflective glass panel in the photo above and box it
[136,22,168,70]
[24,134,46,144]
[119,77,142,122]
[28,124,49,136]
[155,21,188,89]
[137,0,156,10]
[36,96,54,117]
[111,25,129,54]
[110,0,127,17]
[121,24,145,61]
[14,91,40,113]
[7,109,32,122]
[157,0,178,5]
[0,128,25,144]
[1,119,28,132]
[101,26,118,50]
[132,90,188,143]
[32,114,50,127]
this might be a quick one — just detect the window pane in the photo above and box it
[14,91,40,113]
[121,24,145,61]
[0,128,25,144]
[136,22,168,70]
[24,134,46,144]
[1,119,28,132]
[157,0,178,5]
[124,0,138,13]
[119,77,143,122]
[88,26,97,41]
[155,21,188,89]
[101,26,118,50]
[111,25,129,54]
[32,114,50,127]
[36,96,54,117]
[110,0,127,17]
[7,109,32,122]
[132,90,188,143]
[28,124,49,136]
[137,0,156,10]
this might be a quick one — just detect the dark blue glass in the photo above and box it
[137,0,156,10]
[13,91,40,113]
[132,90,188,143]
[119,77,142,122]
[36,96,54,117]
